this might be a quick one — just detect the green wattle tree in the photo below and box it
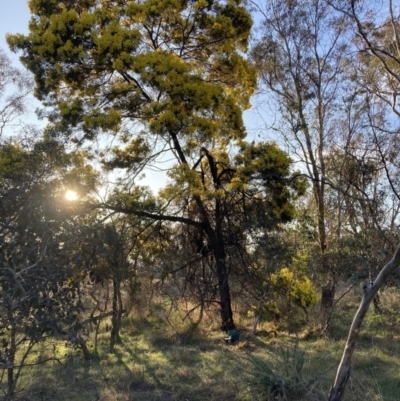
[7,0,305,330]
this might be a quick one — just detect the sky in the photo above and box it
[0,0,43,131]
[0,0,30,60]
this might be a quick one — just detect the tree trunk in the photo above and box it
[110,278,123,351]
[319,224,336,331]
[321,280,336,324]
[214,246,235,331]
[328,244,400,401]
[201,192,236,332]
[5,302,16,401]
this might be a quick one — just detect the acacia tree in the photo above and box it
[102,141,306,330]
[156,142,306,328]
[6,0,306,330]
[8,0,257,331]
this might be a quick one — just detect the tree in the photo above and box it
[0,135,99,399]
[315,1,400,399]
[103,141,306,330]
[328,244,400,401]
[329,0,400,216]
[5,0,306,330]
[0,48,32,139]
[148,170,305,334]
[88,217,153,351]
[327,0,400,116]
[251,0,370,324]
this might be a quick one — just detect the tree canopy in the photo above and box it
[5,1,400,399]
[6,0,309,331]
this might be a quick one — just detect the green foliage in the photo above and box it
[242,340,324,401]
[6,0,307,332]
[0,136,100,398]
[271,267,318,310]
[8,0,256,146]
[236,141,307,223]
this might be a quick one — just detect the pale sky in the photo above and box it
[0,0,30,61]
[0,0,43,134]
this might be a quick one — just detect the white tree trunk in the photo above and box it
[329,243,400,401]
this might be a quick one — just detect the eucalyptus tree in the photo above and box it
[328,0,400,209]
[0,48,32,139]
[327,0,400,114]
[311,2,400,399]
[7,0,307,330]
[251,0,357,321]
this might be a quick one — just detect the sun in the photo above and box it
[65,190,78,201]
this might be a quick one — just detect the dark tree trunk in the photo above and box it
[192,148,236,332]
[320,246,336,332]
[6,303,16,401]
[75,336,93,360]
[110,278,122,351]
[214,246,235,331]
[321,284,335,314]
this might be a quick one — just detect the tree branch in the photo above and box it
[329,243,400,401]
[88,202,205,229]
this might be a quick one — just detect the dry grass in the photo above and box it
[2,289,400,401]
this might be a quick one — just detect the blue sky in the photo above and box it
[0,0,30,61]
[0,0,43,132]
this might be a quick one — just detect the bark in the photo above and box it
[110,278,123,351]
[214,247,235,331]
[197,149,236,332]
[328,243,400,401]
[6,306,16,401]
[320,277,336,332]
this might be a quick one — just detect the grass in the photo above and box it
[3,290,400,401]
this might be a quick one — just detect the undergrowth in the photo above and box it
[2,290,400,401]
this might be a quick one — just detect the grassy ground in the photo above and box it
[3,289,400,401]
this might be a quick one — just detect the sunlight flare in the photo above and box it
[65,190,78,201]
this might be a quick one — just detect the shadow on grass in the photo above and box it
[7,308,400,401]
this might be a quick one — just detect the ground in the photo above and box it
[3,289,400,401]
